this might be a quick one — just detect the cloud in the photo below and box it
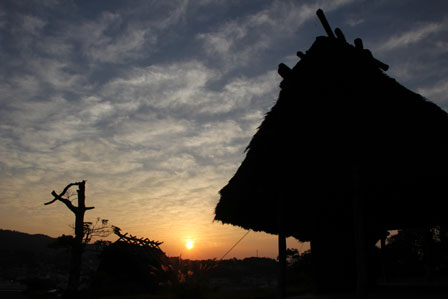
[0,24,281,240]
[10,0,444,259]
[379,21,446,51]
[101,60,279,117]
[196,0,354,71]
[417,80,448,108]
[198,71,279,115]
[71,12,152,64]
[102,61,217,110]
[67,1,190,65]
[21,14,47,35]
[345,17,364,27]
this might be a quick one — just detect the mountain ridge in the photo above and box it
[0,228,58,252]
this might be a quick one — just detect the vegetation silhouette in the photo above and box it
[90,227,171,297]
[384,227,448,282]
[5,228,446,298]
[215,8,448,297]
[89,227,244,299]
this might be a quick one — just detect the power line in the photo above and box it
[220,230,250,260]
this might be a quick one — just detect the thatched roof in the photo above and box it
[215,12,448,242]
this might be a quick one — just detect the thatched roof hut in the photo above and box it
[214,9,448,295]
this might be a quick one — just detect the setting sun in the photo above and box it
[186,240,194,250]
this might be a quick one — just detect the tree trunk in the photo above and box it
[67,182,86,294]
[45,180,94,296]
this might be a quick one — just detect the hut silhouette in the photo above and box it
[215,9,448,297]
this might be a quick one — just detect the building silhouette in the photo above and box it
[215,9,448,297]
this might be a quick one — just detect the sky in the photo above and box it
[1,0,448,260]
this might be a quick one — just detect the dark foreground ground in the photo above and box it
[2,229,448,298]
[2,284,448,299]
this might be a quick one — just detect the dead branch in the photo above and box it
[44,181,94,213]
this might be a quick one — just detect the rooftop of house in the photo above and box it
[214,10,448,241]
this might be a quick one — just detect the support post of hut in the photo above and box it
[278,231,287,299]
[423,227,434,283]
[380,234,389,283]
[353,166,367,299]
[277,196,287,299]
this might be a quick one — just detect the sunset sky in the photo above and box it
[1,0,448,260]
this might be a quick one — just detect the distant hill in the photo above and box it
[0,229,57,252]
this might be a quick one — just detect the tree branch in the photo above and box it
[50,191,78,214]
[44,182,83,214]
[44,198,58,205]
[57,182,82,198]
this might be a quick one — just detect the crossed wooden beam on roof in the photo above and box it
[278,9,388,82]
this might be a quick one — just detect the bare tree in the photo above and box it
[83,217,112,246]
[44,180,94,294]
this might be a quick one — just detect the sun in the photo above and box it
[186,240,194,250]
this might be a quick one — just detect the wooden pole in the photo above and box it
[423,228,434,283]
[380,235,389,283]
[353,166,367,299]
[316,9,335,39]
[277,195,287,299]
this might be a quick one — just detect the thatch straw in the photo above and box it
[215,29,448,242]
